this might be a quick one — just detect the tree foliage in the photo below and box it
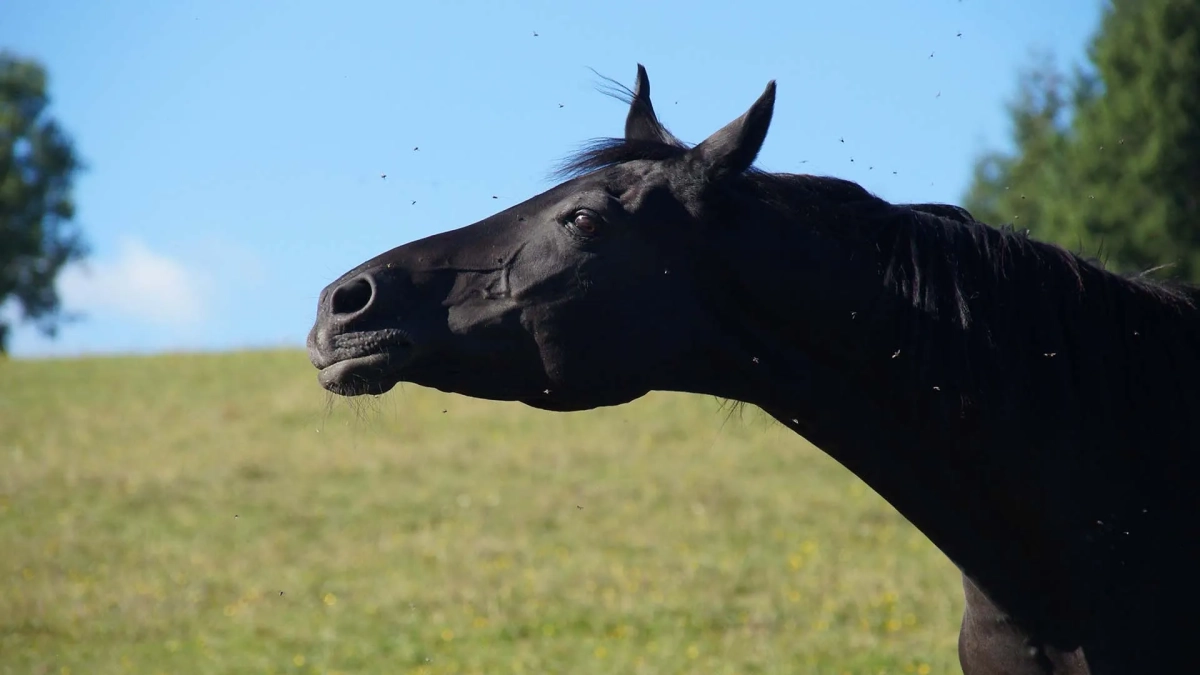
[0,51,87,354]
[964,0,1200,281]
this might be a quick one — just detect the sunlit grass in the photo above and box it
[1,349,964,674]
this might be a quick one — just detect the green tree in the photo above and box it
[962,52,1083,239]
[964,0,1200,281]
[0,51,87,353]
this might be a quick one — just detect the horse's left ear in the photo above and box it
[688,80,776,181]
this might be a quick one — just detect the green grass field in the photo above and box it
[1,349,965,675]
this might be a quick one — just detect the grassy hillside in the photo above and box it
[0,349,964,674]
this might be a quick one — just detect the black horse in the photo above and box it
[307,65,1198,674]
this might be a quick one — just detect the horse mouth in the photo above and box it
[316,353,405,396]
[309,329,414,396]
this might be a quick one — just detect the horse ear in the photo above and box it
[688,80,776,180]
[624,64,668,143]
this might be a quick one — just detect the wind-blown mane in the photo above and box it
[870,199,1199,437]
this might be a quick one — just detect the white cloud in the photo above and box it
[59,237,207,327]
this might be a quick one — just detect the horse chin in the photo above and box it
[519,397,586,412]
[519,387,649,412]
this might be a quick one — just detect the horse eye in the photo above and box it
[571,212,598,235]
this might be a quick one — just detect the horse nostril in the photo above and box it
[329,276,375,317]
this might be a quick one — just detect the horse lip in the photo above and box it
[316,352,408,395]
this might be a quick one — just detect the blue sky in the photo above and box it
[3,0,1104,358]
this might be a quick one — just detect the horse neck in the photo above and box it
[688,202,1109,637]
[696,200,927,423]
[693,199,1200,641]
[690,202,987,516]
[702,283,1088,639]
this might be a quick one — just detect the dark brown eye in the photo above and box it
[570,212,598,235]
